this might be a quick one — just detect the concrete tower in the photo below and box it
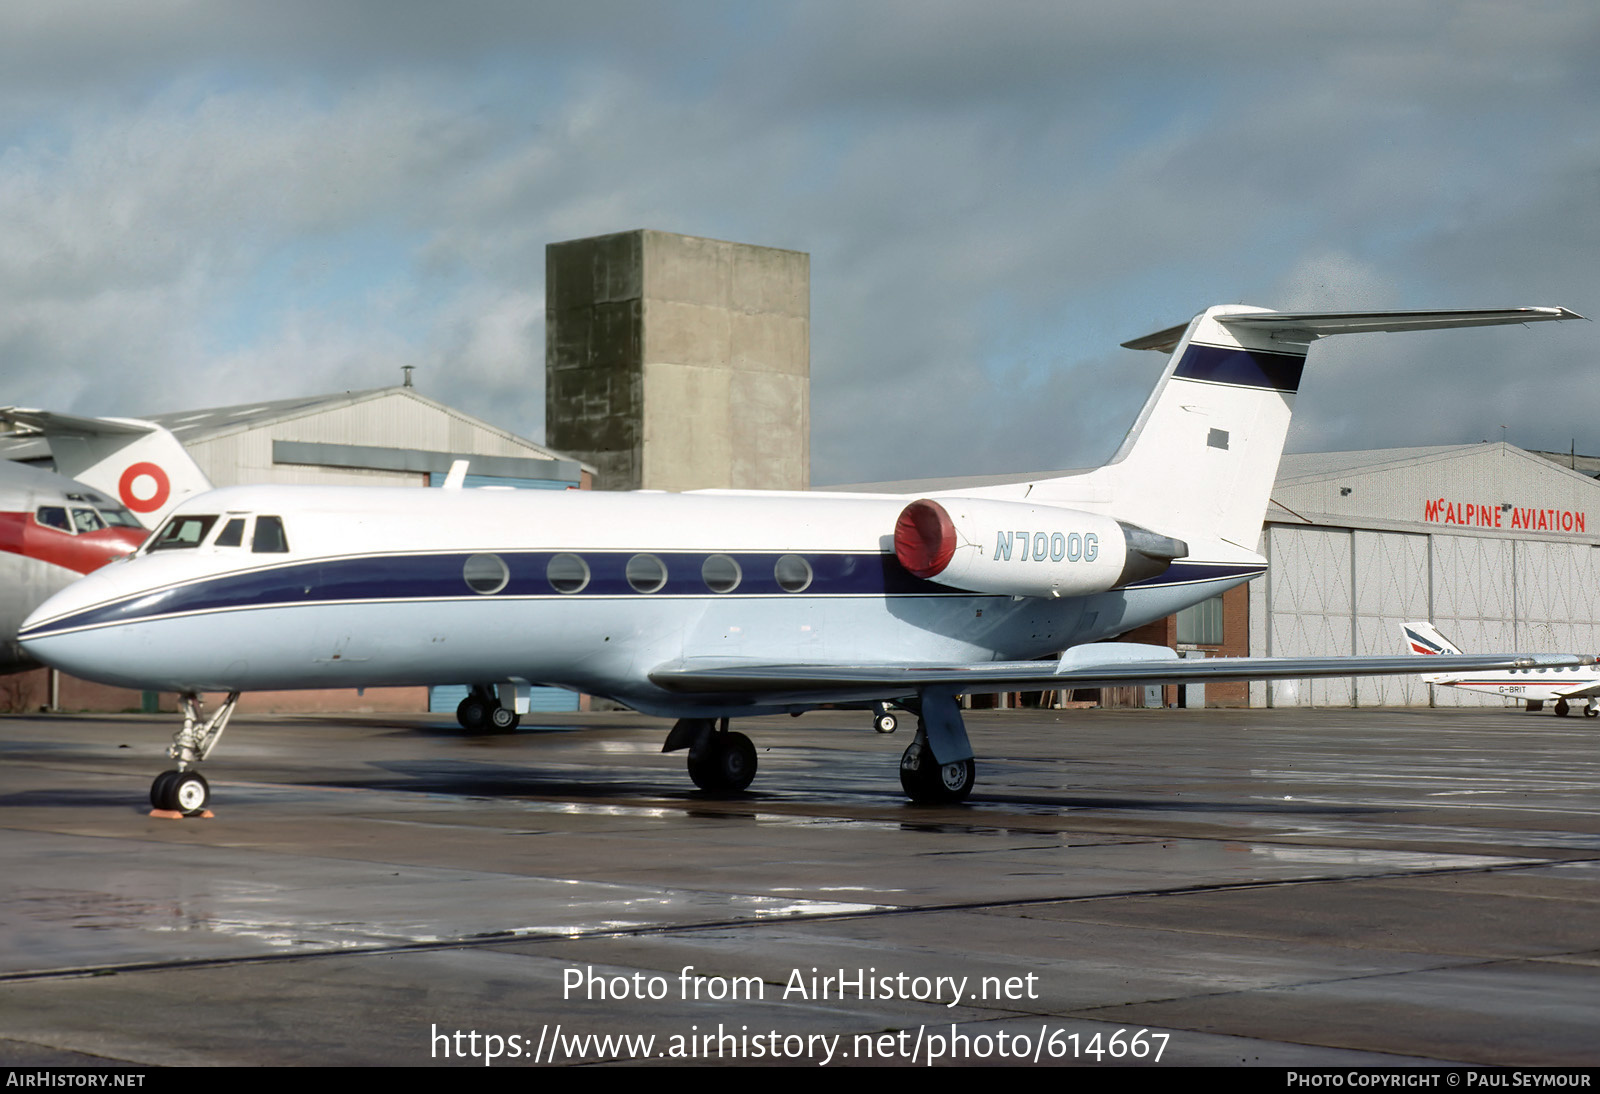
[545,230,809,492]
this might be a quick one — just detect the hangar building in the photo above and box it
[1248,443,1600,708]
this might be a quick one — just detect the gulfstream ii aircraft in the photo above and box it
[18,304,1587,815]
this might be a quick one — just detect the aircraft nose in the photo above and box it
[19,567,122,641]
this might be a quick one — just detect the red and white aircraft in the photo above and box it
[0,410,210,673]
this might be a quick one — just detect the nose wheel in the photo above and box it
[151,769,210,815]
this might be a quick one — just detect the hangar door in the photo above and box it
[1255,524,1597,708]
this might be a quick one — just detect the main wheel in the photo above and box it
[899,739,975,805]
[150,769,181,810]
[1555,698,1571,717]
[171,771,210,816]
[488,705,519,732]
[687,731,758,793]
[457,694,490,732]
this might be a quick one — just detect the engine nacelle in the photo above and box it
[894,498,1187,598]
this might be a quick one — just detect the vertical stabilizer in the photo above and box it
[1091,305,1305,550]
[1061,306,1580,551]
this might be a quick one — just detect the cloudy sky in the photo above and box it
[1,1,1595,485]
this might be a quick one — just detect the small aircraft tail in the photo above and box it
[1068,306,1579,551]
[0,408,212,530]
[1401,620,1463,684]
[1402,621,1463,657]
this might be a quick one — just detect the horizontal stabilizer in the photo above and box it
[1122,307,1582,353]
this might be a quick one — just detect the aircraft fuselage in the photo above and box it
[19,484,1259,715]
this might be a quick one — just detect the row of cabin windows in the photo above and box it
[146,514,289,554]
[464,552,814,596]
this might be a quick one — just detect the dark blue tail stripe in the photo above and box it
[1174,343,1307,392]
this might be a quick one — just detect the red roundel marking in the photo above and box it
[894,499,957,578]
[118,461,171,514]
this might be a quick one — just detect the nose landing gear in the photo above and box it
[149,691,239,816]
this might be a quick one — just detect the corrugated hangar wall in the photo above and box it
[1249,444,1600,708]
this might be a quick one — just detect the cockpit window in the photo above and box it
[214,518,247,548]
[38,502,143,534]
[35,507,71,532]
[252,515,289,554]
[70,508,107,533]
[98,506,142,528]
[149,515,218,550]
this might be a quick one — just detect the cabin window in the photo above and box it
[463,553,510,595]
[213,518,246,548]
[702,554,742,594]
[774,554,813,593]
[35,507,71,532]
[626,553,668,594]
[252,515,289,553]
[149,515,218,550]
[547,553,590,594]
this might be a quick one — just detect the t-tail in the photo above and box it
[1064,306,1581,552]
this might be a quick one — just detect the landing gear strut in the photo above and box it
[664,717,757,794]
[150,691,239,815]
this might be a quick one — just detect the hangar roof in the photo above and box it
[1,387,591,478]
[1267,442,1600,541]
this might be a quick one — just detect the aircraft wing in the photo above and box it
[649,651,1591,704]
[1551,681,1600,700]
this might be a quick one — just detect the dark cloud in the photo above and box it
[0,1,1595,481]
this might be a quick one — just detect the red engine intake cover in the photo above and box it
[894,499,957,579]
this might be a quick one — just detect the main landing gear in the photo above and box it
[657,691,979,804]
[456,683,519,733]
[899,736,976,804]
[149,691,240,816]
[896,689,977,805]
[663,717,757,794]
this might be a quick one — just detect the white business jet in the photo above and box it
[19,304,1586,815]
[1402,620,1600,716]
